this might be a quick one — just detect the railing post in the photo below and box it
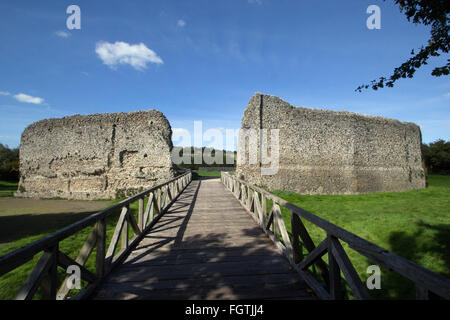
[328,235,344,300]
[247,187,253,211]
[138,197,144,231]
[95,218,106,278]
[262,194,267,228]
[291,213,302,264]
[416,285,430,300]
[273,206,280,242]
[41,244,58,300]
[121,207,129,250]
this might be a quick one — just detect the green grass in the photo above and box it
[1,175,448,299]
[192,170,222,179]
[0,180,18,197]
[0,198,146,300]
[269,175,450,299]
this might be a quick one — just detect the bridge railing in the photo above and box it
[221,171,450,300]
[0,171,192,300]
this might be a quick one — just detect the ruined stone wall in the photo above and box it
[236,93,426,194]
[15,110,176,200]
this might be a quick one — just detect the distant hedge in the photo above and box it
[173,146,236,171]
[422,139,450,174]
[0,144,19,181]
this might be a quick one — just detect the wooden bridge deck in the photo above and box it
[92,178,315,300]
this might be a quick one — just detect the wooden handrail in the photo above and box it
[0,171,192,300]
[221,171,450,300]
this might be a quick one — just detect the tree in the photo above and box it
[356,0,449,91]
[0,144,19,181]
[422,139,450,174]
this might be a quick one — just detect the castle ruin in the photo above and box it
[236,93,426,194]
[15,110,176,200]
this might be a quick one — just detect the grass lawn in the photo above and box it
[0,175,448,299]
[0,197,144,300]
[192,170,222,179]
[0,181,18,197]
[270,175,450,299]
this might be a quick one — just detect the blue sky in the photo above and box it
[0,0,449,150]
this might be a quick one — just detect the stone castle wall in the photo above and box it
[15,110,176,200]
[236,93,426,194]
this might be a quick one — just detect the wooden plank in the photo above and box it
[107,260,294,280]
[121,210,129,250]
[291,264,331,300]
[56,227,97,299]
[41,245,58,300]
[155,189,162,213]
[262,194,267,227]
[272,207,280,243]
[329,236,370,300]
[273,204,293,259]
[15,251,54,300]
[298,238,328,271]
[253,191,264,227]
[75,227,98,265]
[162,186,170,209]
[95,280,312,300]
[70,280,101,300]
[328,240,344,300]
[125,250,284,266]
[295,215,330,285]
[92,179,314,301]
[153,191,161,216]
[247,186,253,211]
[416,285,429,300]
[96,177,191,293]
[105,206,128,263]
[222,173,450,299]
[95,219,106,278]
[0,171,191,278]
[143,193,154,228]
[166,184,173,204]
[103,272,300,290]
[57,251,97,283]
[128,209,142,236]
[291,213,303,264]
[138,197,144,231]
[265,208,274,231]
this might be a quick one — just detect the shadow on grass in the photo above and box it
[368,221,450,299]
[0,211,99,244]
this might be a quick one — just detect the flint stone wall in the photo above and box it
[236,93,426,194]
[15,110,176,200]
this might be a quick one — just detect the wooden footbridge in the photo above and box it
[1,171,450,300]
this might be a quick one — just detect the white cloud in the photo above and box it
[444,92,450,99]
[55,30,70,38]
[177,19,186,27]
[13,93,44,105]
[0,91,10,96]
[95,41,163,71]
[248,0,262,4]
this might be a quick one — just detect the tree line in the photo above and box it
[172,146,237,171]
[422,139,450,174]
[0,144,19,181]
